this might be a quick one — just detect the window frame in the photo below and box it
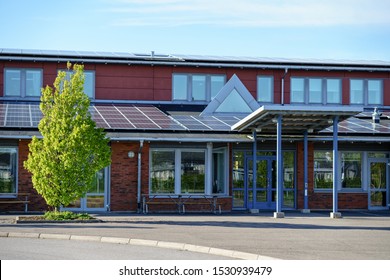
[257,76,274,103]
[290,77,342,105]
[350,79,383,106]
[149,147,228,196]
[0,147,18,197]
[58,69,96,99]
[314,150,365,192]
[172,73,226,102]
[3,68,43,99]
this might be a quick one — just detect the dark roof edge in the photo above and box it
[1,48,390,71]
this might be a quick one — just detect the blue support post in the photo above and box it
[252,129,257,212]
[274,115,284,218]
[331,116,341,218]
[302,130,310,213]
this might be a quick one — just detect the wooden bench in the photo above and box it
[0,193,30,213]
[142,195,223,214]
[142,195,183,214]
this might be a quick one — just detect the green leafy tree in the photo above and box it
[24,63,111,211]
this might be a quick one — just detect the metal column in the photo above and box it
[302,131,310,213]
[331,116,341,218]
[274,115,284,218]
[251,129,257,212]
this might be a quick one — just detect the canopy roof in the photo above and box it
[231,105,364,134]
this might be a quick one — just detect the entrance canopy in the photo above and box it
[231,105,363,134]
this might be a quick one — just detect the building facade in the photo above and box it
[1,49,390,214]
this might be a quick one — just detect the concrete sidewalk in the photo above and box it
[1,211,390,260]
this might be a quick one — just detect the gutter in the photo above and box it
[137,140,144,213]
[2,55,390,72]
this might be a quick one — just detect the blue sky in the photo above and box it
[1,0,390,61]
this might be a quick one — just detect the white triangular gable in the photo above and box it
[201,74,260,115]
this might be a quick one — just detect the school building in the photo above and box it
[1,49,390,217]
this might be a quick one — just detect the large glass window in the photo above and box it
[210,76,225,99]
[172,74,225,102]
[181,151,205,194]
[150,148,223,195]
[368,80,382,105]
[350,80,364,104]
[314,151,333,189]
[291,77,342,105]
[212,149,226,194]
[232,151,245,208]
[192,75,206,101]
[291,78,305,103]
[172,74,187,100]
[326,79,342,104]
[257,76,274,103]
[309,78,322,103]
[341,152,362,189]
[4,69,42,98]
[0,148,18,195]
[350,79,382,105]
[62,70,95,98]
[150,151,175,194]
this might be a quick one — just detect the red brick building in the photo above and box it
[1,49,390,216]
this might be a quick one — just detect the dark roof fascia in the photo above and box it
[1,49,390,72]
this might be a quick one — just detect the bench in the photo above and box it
[0,193,30,213]
[142,195,223,214]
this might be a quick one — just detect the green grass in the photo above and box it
[43,211,94,221]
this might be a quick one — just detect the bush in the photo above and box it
[43,211,94,221]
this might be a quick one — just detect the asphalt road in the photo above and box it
[0,237,234,260]
[1,211,390,260]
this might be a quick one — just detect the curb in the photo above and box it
[0,231,279,260]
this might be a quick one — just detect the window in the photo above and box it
[291,77,341,105]
[181,151,205,193]
[314,151,333,189]
[172,74,226,102]
[212,149,226,194]
[4,68,42,98]
[350,79,382,105]
[0,148,17,195]
[341,152,362,189]
[291,78,305,103]
[61,70,95,98]
[150,151,175,194]
[326,79,342,104]
[257,76,274,103]
[150,148,226,195]
[309,78,322,103]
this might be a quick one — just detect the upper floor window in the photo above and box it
[257,76,274,103]
[4,68,42,98]
[172,74,226,102]
[350,79,382,105]
[60,70,95,98]
[291,77,341,105]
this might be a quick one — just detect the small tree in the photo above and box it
[24,63,111,211]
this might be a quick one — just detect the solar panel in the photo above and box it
[94,106,135,129]
[172,115,211,131]
[5,104,31,127]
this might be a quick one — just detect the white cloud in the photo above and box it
[105,0,390,27]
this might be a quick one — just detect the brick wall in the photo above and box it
[109,141,149,211]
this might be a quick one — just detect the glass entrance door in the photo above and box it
[63,168,108,212]
[247,157,276,209]
[369,160,388,209]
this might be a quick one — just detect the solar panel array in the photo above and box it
[0,103,243,132]
[2,103,390,135]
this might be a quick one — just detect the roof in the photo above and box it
[1,48,390,71]
[0,103,243,132]
[231,105,364,135]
